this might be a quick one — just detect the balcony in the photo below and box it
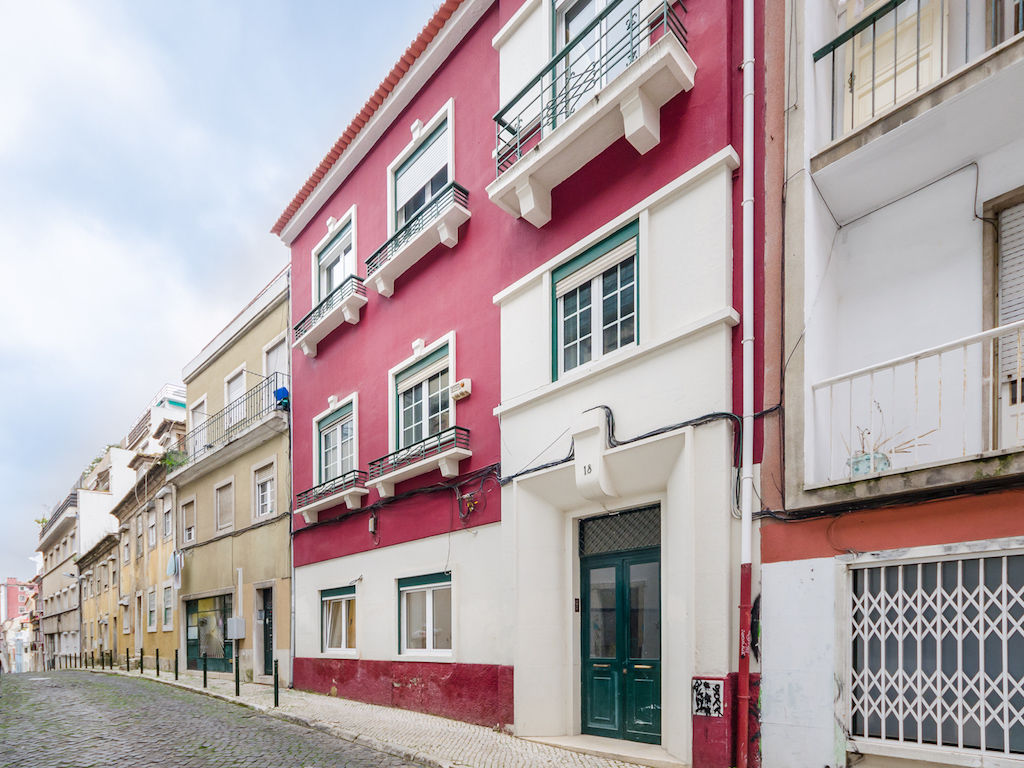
[487,0,694,228]
[810,320,1024,487]
[168,372,290,485]
[293,276,368,358]
[365,182,470,298]
[295,470,369,524]
[39,491,78,548]
[367,426,472,498]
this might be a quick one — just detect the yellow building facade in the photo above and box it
[170,268,291,684]
[78,533,120,665]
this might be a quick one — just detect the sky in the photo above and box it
[0,0,440,580]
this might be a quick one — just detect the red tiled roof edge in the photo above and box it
[271,0,467,238]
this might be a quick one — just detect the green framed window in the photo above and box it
[552,220,638,379]
[398,572,452,654]
[319,403,354,484]
[317,220,355,302]
[321,586,356,652]
[395,346,450,449]
[394,120,449,229]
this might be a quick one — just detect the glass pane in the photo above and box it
[340,420,354,474]
[345,598,356,649]
[630,561,660,659]
[588,566,617,658]
[432,587,452,650]
[405,590,427,650]
[326,600,345,649]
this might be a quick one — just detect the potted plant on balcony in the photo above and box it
[845,404,937,478]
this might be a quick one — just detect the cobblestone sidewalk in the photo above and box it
[88,666,637,768]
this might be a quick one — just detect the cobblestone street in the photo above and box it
[0,671,427,768]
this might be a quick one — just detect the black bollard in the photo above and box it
[273,660,279,708]
[139,650,143,674]
[125,648,129,672]
[174,649,178,680]
[202,653,208,688]
[156,648,160,677]
[91,651,95,668]
[234,655,240,697]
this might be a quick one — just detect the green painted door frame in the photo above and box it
[262,588,273,676]
[581,547,661,744]
[185,595,234,673]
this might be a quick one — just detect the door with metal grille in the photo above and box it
[580,506,661,744]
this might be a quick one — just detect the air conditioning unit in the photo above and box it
[449,378,472,401]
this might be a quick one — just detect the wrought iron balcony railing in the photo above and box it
[296,470,368,509]
[814,0,1024,142]
[368,426,471,480]
[294,276,367,343]
[366,182,469,279]
[494,0,687,176]
[172,372,290,472]
[811,319,1024,484]
[41,491,78,537]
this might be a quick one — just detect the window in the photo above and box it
[849,551,1024,757]
[225,371,245,429]
[316,222,356,302]
[396,346,450,449]
[319,405,355,483]
[182,500,196,543]
[136,516,143,559]
[399,573,452,654]
[555,0,634,114]
[554,222,638,377]
[321,586,356,652]
[254,463,275,518]
[162,586,173,630]
[189,399,207,455]
[394,119,449,230]
[148,512,156,548]
[162,501,172,539]
[147,589,156,631]
[122,604,130,634]
[265,337,289,379]
[215,482,234,531]
[122,537,130,563]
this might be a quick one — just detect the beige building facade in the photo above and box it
[170,268,292,684]
[78,533,120,664]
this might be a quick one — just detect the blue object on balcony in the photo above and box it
[274,387,290,412]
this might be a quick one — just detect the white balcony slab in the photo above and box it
[168,411,288,486]
[297,486,369,524]
[294,289,368,359]
[368,445,472,498]
[486,33,696,228]
[368,203,470,297]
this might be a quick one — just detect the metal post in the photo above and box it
[273,660,279,707]
[202,653,208,688]
[234,651,240,697]
[126,648,129,672]
[156,648,160,677]
[139,650,142,674]
[91,651,95,669]
[174,649,178,680]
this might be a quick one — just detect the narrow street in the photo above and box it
[0,671,427,768]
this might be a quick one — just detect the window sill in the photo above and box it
[849,738,1024,767]
[321,650,358,660]
[394,652,454,663]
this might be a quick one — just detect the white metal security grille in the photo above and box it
[850,554,1024,756]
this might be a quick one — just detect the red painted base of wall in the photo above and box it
[691,673,761,768]
[293,657,514,728]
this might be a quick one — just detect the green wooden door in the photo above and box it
[262,589,273,676]
[581,548,661,743]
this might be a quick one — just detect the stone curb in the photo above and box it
[82,668,454,768]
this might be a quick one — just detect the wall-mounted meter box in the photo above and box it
[226,616,246,640]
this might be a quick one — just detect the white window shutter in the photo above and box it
[999,203,1024,380]
[395,124,449,209]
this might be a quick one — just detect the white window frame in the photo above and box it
[146,588,157,633]
[135,515,144,559]
[262,331,290,379]
[840,536,1024,765]
[386,99,455,236]
[122,536,130,563]
[161,582,173,631]
[252,458,277,519]
[313,394,359,486]
[321,587,357,656]
[387,332,457,453]
[398,576,453,657]
[162,499,173,541]
[223,365,247,429]
[310,205,358,305]
[556,237,638,377]
[122,604,131,635]
[147,511,157,548]
[188,395,208,456]
[180,495,197,544]
[214,479,234,532]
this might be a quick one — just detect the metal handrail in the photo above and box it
[294,275,367,342]
[366,182,469,278]
[41,492,79,536]
[296,470,368,509]
[493,0,687,176]
[813,319,1024,389]
[368,426,470,480]
[172,372,290,471]
[812,0,911,62]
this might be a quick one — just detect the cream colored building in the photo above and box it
[170,267,291,683]
[78,532,120,665]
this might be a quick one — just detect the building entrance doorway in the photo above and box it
[186,595,233,672]
[260,588,273,676]
[580,505,661,744]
